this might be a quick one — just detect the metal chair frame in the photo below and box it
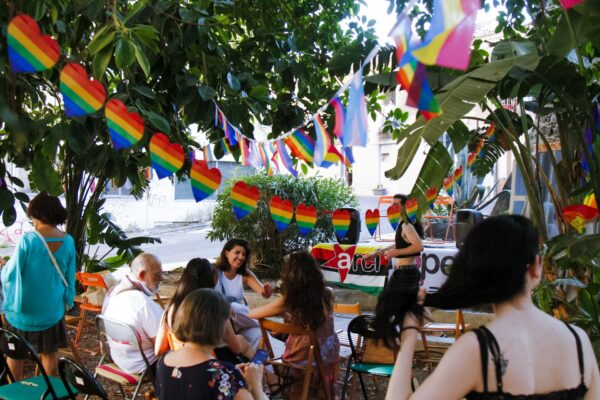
[58,356,108,400]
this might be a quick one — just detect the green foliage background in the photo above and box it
[207,174,358,278]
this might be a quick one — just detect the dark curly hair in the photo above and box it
[281,250,333,329]
[215,238,252,276]
[27,192,67,226]
[165,258,214,327]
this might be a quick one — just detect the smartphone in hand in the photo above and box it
[250,349,269,365]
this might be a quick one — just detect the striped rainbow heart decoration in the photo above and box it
[387,204,401,231]
[405,197,418,223]
[467,152,476,168]
[105,98,144,149]
[8,14,60,73]
[60,63,106,117]
[149,132,184,179]
[332,209,351,239]
[365,209,379,237]
[454,166,463,186]
[190,160,221,202]
[426,186,438,209]
[296,203,317,236]
[443,176,454,196]
[231,181,260,220]
[269,196,294,232]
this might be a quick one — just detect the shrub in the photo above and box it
[206,174,358,278]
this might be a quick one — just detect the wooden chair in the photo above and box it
[333,303,362,349]
[419,309,469,370]
[422,195,456,241]
[74,272,108,351]
[258,318,331,400]
[153,292,172,309]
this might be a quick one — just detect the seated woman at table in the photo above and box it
[248,250,339,398]
[215,238,273,347]
[155,288,267,400]
[380,215,599,400]
[365,194,424,286]
[155,258,255,363]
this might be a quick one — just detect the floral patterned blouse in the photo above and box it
[156,357,248,400]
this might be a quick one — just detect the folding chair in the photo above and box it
[74,272,108,351]
[422,196,455,241]
[341,315,399,400]
[419,309,469,370]
[0,328,74,399]
[94,315,154,400]
[258,318,331,400]
[58,357,108,400]
[333,303,362,349]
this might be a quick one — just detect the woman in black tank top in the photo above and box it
[378,215,599,399]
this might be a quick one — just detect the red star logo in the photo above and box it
[323,244,356,283]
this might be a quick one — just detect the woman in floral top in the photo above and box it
[156,289,267,400]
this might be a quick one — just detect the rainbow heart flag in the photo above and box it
[485,124,495,141]
[105,98,144,149]
[454,166,463,186]
[562,204,599,233]
[365,209,379,237]
[467,152,476,168]
[332,209,351,239]
[269,196,294,232]
[387,204,401,231]
[296,204,317,236]
[8,14,60,73]
[190,160,221,202]
[584,192,597,210]
[426,186,438,209]
[443,176,454,196]
[60,63,106,117]
[405,197,418,223]
[231,181,260,220]
[149,132,184,179]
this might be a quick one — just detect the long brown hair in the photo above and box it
[281,250,332,329]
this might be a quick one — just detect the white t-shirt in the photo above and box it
[102,290,163,374]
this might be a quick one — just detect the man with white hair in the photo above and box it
[102,253,164,374]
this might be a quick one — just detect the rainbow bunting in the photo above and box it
[365,209,380,237]
[8,14,60,73]
[330,97,345,138]
[203,145,214,162]
[231,181,261,220]
[275,139,298,177]
[426,186,438,209]
[221,138,232,155]
[247,141,263,169]
[258,143,273,175]
[454,166,463,186]
[320,145,344,168]
[296,204,318,236]
[341,69,368,147]
[408,0,479,70]
[105,98,144,150]
[562,204,599,233]
[406,62,441,119]
[313,115,333,167]
[387,204,401,231]
[226,122,239,146]
[405,198,418,223]
[270,196,294,232]
[584,192,597,210]
[190,160,222,202]
[485,124,495,141]
[269,143,280,173]
[285,129,315,164]
[60,63,106,117]
[332,209,351,239]
[467,152,476,168]
[149,133,185,179]
[343,147,355,168]
[239,137,251,166]
[443,176,454,196]
[474,138,484,157]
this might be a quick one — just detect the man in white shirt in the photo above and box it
[102,253,164,374]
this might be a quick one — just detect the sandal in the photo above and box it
[268,374,297,398]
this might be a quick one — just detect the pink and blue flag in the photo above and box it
[225,122,238,146]
[275,139,298,177]
[341,69,368,147]
[239,137,250,166]
[313,115,333,167]
[247,141,263,169]
[329,96,345,138]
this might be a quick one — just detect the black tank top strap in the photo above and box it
[480,326,505,394]
[472,328,490,393]
[563,322,585,385]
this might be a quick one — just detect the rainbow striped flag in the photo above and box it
[314,115,332,166]
[203,145,214,162]
[329,96,345,138]
[407,62,441,119]
[239,137,251,166]
[409,0,479,70]
[285,129,315,164]
[8,15,60,73]
[485,124,495,141]
[221,138,232,155]
[226,122,239,146]
[258,143,273,175]
[320,145,344,168]
[343,146,355,167]
[341,70,368,147]
[276,139,298,177]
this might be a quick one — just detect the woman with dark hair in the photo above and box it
[380,215,599,399]
[0,192,76,379]
[155,258,255,362]
[365,194,424,286]
[215,238,273,347]
[249,250,339,398]
[155,288,268,400]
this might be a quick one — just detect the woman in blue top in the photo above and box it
[0,192,76,380]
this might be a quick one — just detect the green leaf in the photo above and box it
[249,85,269,99]
[132,25,160,53]
[199,84,217,100]
[14,192,30,203]
[384,133,422,180]
[115,38,136,69]
[446,121,470,152]
[0,188,15,210]
[93,44,113,80]
[30,152,63,196]
[88,29,115,55]
[2,206,17,227]
[227,72,241,91]
[146,111,171,134]
[132,41,151,77]
[132,86,156,99]
[491,40,537,61]
[409,142,453,216]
